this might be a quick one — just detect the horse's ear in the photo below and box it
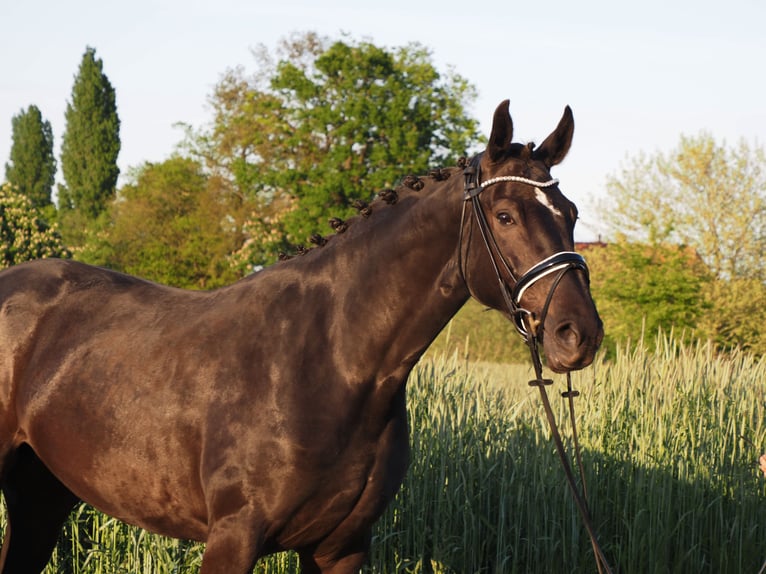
[487,100,513,163]
[534,106,574,167]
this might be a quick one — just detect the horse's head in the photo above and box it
[462,100,603,372]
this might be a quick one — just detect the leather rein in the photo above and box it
[460,157,614,573]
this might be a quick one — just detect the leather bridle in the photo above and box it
[459,155,614,574]
[460,155,589,340]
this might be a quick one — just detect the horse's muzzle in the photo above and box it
[545,315,604,373]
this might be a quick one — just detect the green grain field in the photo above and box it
[4,335,766,573]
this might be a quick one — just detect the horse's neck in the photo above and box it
[313,176,469,378]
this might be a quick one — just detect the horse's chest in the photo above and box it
[274,408,410,548]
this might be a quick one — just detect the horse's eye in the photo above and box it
[497,212,515,226]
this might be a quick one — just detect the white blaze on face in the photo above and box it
[535,187,562,217]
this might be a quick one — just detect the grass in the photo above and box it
[2,334,765,572]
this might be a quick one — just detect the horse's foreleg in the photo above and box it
[298,530,371,574]
[301,552,367,574]
[198,510,263,574]
[299,551,369,574]
[0,444,79,573]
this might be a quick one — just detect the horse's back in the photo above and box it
[0,259,171,384]
[0,259,89,399]
[0,258,82,325]
[0,260,136,423]
[0,258,164,323]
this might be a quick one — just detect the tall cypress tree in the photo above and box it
[59,46,120,218]
[4,105,56,209]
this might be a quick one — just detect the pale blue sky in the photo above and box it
[1,0,764,240]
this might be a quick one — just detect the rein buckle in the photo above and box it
[528,378,554,387]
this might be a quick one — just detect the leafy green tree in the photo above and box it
[81,157,241,289]
[597,133,766,281]
[697,278,766,355]
[594,134,766,354]
[59,46,121,219]
[0,183,69,267]
[4,105,56,210]
[186,32,482,263]
[585,240,711,354]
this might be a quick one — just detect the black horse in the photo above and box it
[0,101,602,573]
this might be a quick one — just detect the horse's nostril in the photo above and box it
[555,321,581,348]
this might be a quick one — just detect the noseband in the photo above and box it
[460,157,589,340]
